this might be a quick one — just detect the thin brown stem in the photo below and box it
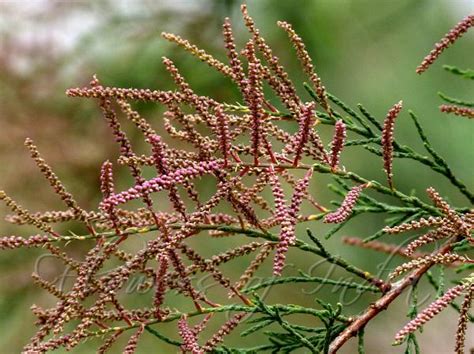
[328,237,456,353]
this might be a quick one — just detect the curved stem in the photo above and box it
[328,237,457,353]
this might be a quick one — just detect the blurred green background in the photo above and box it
[0,0,472,353]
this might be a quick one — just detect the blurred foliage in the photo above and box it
[0,0,472,353]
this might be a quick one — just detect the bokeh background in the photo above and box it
[0,0,473,353]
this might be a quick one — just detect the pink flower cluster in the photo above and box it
[99,160,221,211]
[324,183,370,223]
[269,167,313,275]
[178,316,203,354]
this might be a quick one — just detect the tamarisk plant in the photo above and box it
[0,6,472,353]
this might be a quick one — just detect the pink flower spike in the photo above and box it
[99,160,123,234]
[324,183,370,224]
[272,220,294,276]
[99,160,220,210]
[222,17,246,89]
[123,324,144,354]
[416,14,474,74]
[153,254,168,318]
[268,166,288,222]
[99,160,114,199]
[394,283,467,344]
[440,104,474,119]
[244,41,264,166]
[148,134,169,174]
[268,166,297,276]
[381,100,403,189]
[202,312,246,352]
[329,120,346,170]
[288,168,313,221]
[292,102,315,167]
[178,316,203,354]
